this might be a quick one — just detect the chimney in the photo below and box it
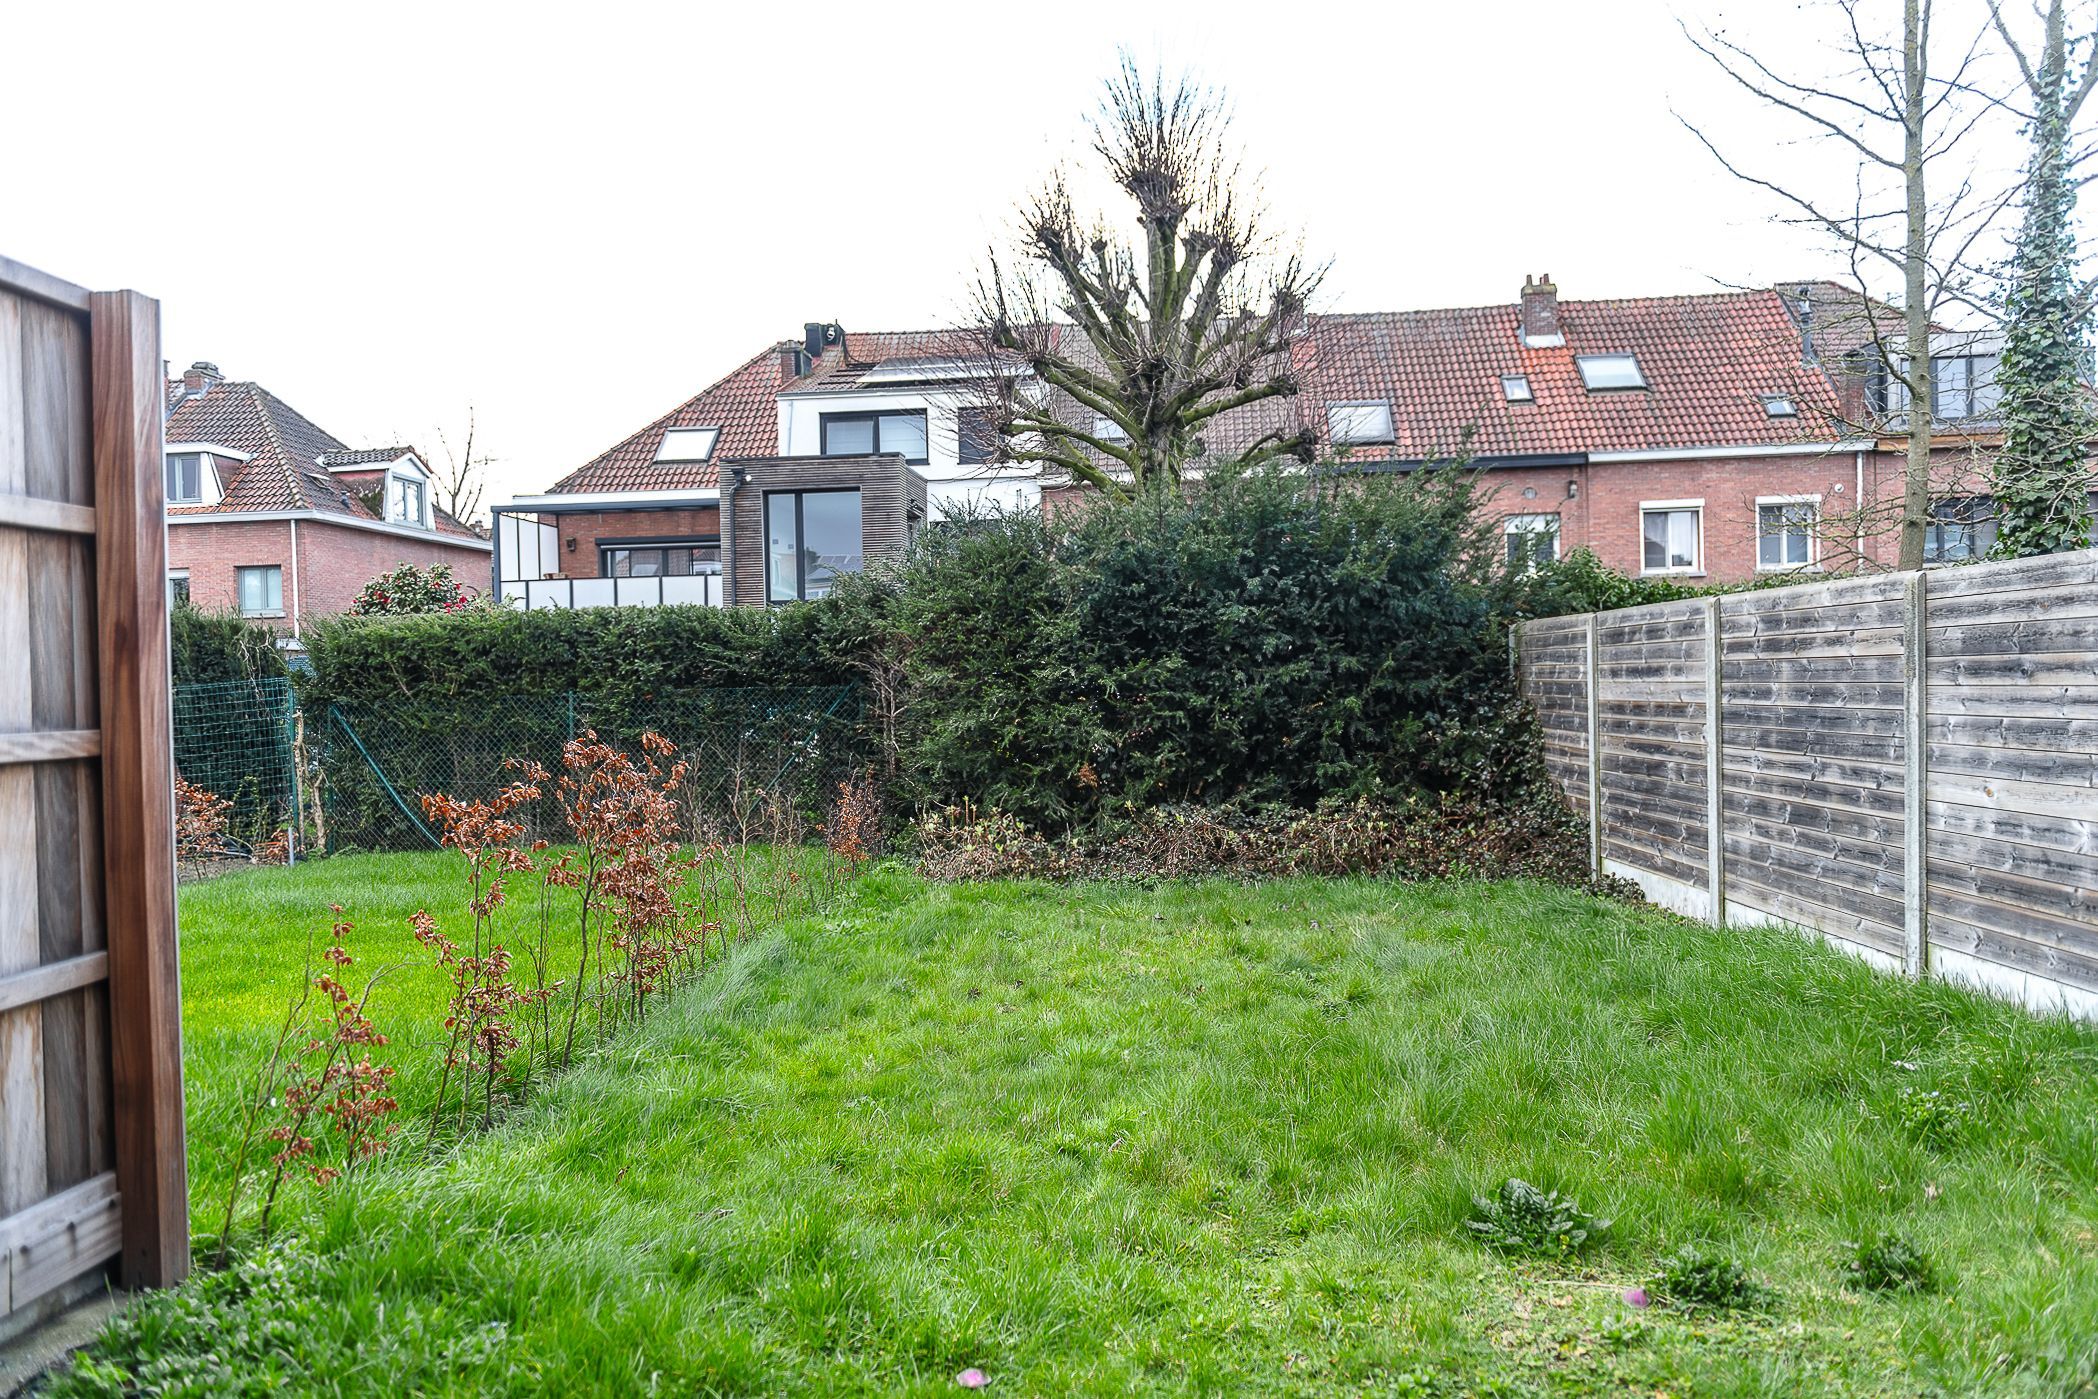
[802,321,844,361]
[780,345,809,382]
[182,360,223,395]
[1519,275,1562,347]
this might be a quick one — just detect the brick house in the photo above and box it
[164,361,490,631]
[499,280,2059,605]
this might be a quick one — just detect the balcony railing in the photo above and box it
[499,573,726,610]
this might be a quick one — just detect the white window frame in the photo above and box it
[165,452,206,504]
[167,569,191,607]
[1576,354,1647,391]
[386,470,429,528]
[1091,414,1130,444]
[655,426,721,463]
[1760,393,1798,418]
[1500,374,1534,403]
[1502,513,1560,571]
[1327,400,1395,447]
[236,564,284,617]
[1754,493,1821,572]
[1639,498,1704,576]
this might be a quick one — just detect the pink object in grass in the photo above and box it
[956,1368,988,1388]
[1622,1286,1650,1308]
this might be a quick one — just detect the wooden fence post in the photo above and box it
[1902,571,1929,979]
[1705,596,1726,927]
[1586,611,1603,878]
[90,289,189,1290]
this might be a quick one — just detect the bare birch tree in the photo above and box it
[1680,1,2008,569]
[969,59,1322,499]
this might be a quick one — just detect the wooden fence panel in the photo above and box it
[1516,546,2098,1020]
[1516,615,1591,815]
[1596,599,1711,895]
[0,256,185,1330]
[1718,575,1910,962]
[1925,550,2098,1003]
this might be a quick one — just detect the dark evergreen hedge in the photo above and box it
[170,604,287,687]
[867,467,1546,829]
[299,603,858,731]
[302,467,1564,836]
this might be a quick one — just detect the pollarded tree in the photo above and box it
[973,60,1322,498]
[1987,0,2098,557]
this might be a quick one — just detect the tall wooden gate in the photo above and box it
[0,254,186,1329]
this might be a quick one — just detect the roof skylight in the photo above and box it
[1575,355,1647,391]
[1760,394,1798,418]
[1501,374,1534,403]
[655,427,720,463]
[1328,400,1395,446]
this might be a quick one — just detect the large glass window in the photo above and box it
[237,564,283,616]
[820,411,929,464]
[166,453,204,503]
[602,542,721,578]
[767,490,863,602]
[1641,505,1701,573]
[1757,500,1817,569]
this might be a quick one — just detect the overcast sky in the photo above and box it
[4,0,2034,509]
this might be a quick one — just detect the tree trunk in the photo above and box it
[1897,0,1933,572]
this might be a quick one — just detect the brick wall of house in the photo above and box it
[546,507,723,580]
[167,517,490,627]
[1479,453,1872,584]
[1042,449,1954,583]
[167,519,295,618]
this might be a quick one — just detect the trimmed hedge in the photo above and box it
[300,603,858,731]
[301,466,1566,837]
[170,604,287,687]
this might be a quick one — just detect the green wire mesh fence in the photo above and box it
[171,677,303,861]
[315,685,866,854]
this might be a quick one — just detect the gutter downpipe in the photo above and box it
[289,517,301,640]
[1855,448,1868,564]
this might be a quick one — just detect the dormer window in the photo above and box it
[1328,400,1395,446]
[1761,393,1798,418]
[165,452,205,504]
[388,473,427,526]
[1576,355,1647,391]
[1501,375,1534,403]
[1092,415,1130,444]
[656,427,721,462]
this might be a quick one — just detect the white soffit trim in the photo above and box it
[167,440,254,463]
[1589,440,1873,463]
[167,509,492,551]
[500,489,724,510]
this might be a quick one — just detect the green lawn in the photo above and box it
[52,855,2098,1396]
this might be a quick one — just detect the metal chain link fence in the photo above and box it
[171,677,303,859]
[316,686,866,854]
[169,682,866,859]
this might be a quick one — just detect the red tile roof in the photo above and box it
[165,376,482,538]
[1298,290,1845,462]
[540,285,1853,497]
[546,344,798,493]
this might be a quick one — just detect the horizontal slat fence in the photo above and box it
[1517,547,2098,1020]
[0,254,186,1336]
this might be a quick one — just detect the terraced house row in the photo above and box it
[492,273,2050,610]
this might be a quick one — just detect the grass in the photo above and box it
[51,855,2098,1396]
